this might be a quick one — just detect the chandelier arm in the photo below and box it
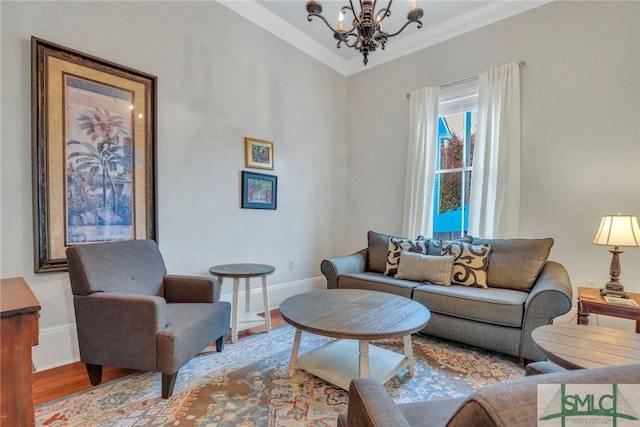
[375,0,393,24]
[307,13,343,34]
[383,19,422,38]
[347,0,361,26]
[341,33,361,48]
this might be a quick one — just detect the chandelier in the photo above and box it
[306,0,424,65]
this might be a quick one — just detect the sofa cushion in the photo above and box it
[385,237,429,276]
[442,241,491,288]
[395,251,454,286]
[472,238,553,291]
[338,272,419,299]
[413,284,528,327]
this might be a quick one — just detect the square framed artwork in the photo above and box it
[241,171,277,210]
[31,37,157,272]
[244,137,274,170]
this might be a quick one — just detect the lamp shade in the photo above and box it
[593,215,640,247]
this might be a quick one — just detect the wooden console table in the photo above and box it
[577,286,640,333]
[1,277,41,427]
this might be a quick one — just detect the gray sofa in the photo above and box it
[338,363,640,427]
[321,231,573,361]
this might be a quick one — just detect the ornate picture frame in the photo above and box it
[244,137,274,170]
[31,37,157,273]
[241,171,277,210]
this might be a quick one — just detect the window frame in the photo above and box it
[432,80,478,239]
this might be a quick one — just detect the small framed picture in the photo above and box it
[244,137,274,170]
[242,171,277,210]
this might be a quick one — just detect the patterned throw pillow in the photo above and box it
[395,251,455,286]
[385,237,429,276]
[441,241,492,288]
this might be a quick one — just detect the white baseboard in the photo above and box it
[32,276,326,373]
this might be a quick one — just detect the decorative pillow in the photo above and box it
[441,241,491,288]
[385,237,429,276]
[426,236,473,255]
[395,251,455,286]
[471,238,553,291]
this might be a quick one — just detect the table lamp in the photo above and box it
[593,214,640,298]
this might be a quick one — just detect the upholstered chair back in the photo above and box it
[67,239,168,297]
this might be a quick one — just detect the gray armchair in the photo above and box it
[66,239,231,398]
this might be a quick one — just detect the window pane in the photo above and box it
[438,113,465,170]
[438,171,462,214]
[434,171,463,239]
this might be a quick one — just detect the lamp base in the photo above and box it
[599,286,629,299]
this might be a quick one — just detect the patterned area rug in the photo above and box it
[36,325,524,426]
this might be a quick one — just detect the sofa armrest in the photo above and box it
[73,293,166,371]
[163,275,218,303]
[520,261,573,360]
[320,249,368,289]
[343,378,411,427]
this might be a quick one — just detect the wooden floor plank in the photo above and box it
[34,310,284,405]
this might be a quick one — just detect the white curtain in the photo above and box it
[402,86,439,238]
[468,62,521,238]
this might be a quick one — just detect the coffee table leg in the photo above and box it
[289,329,302,376]
[403,335,415,376]
[359,340,370,378]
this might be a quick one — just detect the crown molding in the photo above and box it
[343,0,552,75]
[218,0,552,77]
[218,0,351,75]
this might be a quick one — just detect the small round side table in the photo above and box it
[208,263,275,343]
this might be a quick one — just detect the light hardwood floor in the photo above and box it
[34,310,285,405]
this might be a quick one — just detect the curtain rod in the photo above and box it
[406,60,525,99]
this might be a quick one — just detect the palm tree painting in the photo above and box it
[66,104,133,243]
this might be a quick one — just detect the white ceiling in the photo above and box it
[219,0,550,76]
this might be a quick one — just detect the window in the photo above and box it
[433,81,478,240]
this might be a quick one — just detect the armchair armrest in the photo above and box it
[344,378,410,427]
[320,249,368,289]
[164,275,218,303]
[520,261,573,360]
[73,293,166,371]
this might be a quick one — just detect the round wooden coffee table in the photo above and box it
[208,263,275,343]
[279,289,430,390]
[531,324,640,369]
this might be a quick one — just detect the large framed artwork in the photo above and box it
[241,171,277,210]
[31,37,157,273]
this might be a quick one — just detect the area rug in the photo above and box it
[36,325,524,426]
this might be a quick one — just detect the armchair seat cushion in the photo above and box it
[158,302,231,373]
[413,285,527,327]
